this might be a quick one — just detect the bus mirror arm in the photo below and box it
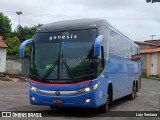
[94,35,104,57]
[101,46,105,68]
[20,39,33,58]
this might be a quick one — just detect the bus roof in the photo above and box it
[37,18,107,32]
[37,18,138,48]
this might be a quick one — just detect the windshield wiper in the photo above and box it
[61,59,74,78]
[29,73,42,81]
[42,60,58,80]
[60,48,75,78]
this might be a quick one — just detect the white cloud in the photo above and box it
[0,0,160,41]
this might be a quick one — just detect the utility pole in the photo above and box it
[150,35,156,40]
[16,11,22,42]
[16,11,22,26]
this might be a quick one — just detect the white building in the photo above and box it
[135,40,160,77]
[0,36,8,75]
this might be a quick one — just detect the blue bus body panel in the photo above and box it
[29,78,108,108]
[104,56,141,100]
[29,79,108,108]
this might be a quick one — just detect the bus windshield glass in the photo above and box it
[30,29,97,83]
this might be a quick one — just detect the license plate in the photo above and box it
[53,99,64,104]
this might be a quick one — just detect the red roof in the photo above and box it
[134,41,160,47]
[140,48,160,54]
[0,36,8,48]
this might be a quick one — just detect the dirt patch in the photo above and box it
[0,74,28,82]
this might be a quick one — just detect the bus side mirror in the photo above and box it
[94,35,104,57]
[20,39,33,58]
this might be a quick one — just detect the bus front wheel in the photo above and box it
[50,106,59,110]
[98,92,110,113]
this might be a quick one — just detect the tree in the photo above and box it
[14,24,43,56]
[0,12,12,39]
[146,0,160,2]
[152,0,160,2]
[146,0,151,2]
[15,24,43,43]
[0,12,43,56]
[5,36,20,56]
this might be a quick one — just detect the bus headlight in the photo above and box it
[92,83,98,89]
[30,86,38,92]
[83,87,91,92]
[78,83,99,93]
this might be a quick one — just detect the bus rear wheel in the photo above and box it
[129,86,136,100]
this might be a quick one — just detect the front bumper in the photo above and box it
[29,89,100,108]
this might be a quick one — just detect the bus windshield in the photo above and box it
[30,29,97,83]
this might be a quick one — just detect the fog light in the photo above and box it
[31,97,36,101]
[85,98,91,103]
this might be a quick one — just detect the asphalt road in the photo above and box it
[0,78,160,120]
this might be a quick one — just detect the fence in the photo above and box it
[6,56,30,75]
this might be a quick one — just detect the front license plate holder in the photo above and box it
[53,99,64,104]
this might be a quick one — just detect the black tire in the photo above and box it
[98,93,110,113]
[50,106,58,110]
[129,86,136,100]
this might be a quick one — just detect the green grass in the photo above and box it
[143,76,160,81]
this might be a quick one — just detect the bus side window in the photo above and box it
[97,46,105,76]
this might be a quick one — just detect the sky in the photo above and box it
[0,0,160,41]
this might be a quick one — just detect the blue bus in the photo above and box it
[20,19,141,112]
